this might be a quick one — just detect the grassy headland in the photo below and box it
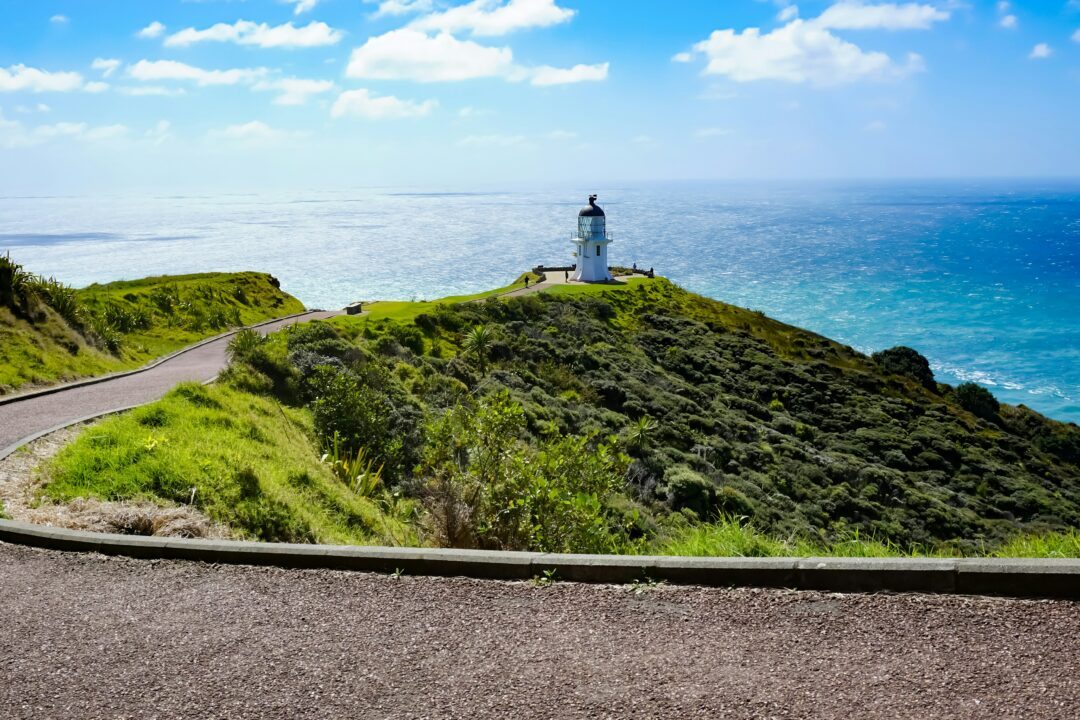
[0,254,305,394]
[36,274,1080,557]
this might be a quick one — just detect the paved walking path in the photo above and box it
[499,270,647,300]
[0,269,646,454]
[1,542,1077,720]
[0,310,337,456]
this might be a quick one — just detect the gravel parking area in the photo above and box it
[2,542,1077,719]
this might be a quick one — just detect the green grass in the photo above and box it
[993,530,1080,558]
[41,382,411,545]
[0,271,304,394]
[327,272,541,331]
[30,272,1080,558]
[649,518,1080,559]
[543,276,656,297]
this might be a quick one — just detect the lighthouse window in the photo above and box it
[596,245,601,255]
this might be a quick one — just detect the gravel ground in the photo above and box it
[2,543,1077,719]
[0,311,338,455]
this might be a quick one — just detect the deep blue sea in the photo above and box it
[2,180,1078,423]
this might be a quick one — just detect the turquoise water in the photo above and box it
[2,180,1078,422]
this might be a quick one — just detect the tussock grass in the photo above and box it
[650,518,1080,559]
[41,382,410,545]
[993,530,1080,558]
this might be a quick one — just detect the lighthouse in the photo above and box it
[570,194,613,283]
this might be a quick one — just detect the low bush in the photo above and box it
[955,382,1000,420]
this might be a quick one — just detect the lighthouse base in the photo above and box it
[571,239,613,283]
[570,265,613,283]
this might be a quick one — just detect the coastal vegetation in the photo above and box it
[0,254,304,394]
[34,275,1080,557]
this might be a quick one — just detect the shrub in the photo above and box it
[662,465,716,519]
[0,252,34,314]
[286,321,341,352]
[872,346,936,389]
[955,382,999,420]
[418,392,631,553]
[31,276,84,326]
[463,325,494,374]
[309,366,422,483]
[87,317,123,352]
[226,328,266,365]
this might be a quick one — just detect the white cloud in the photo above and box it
[290,0,319,15]
[1029,43,1052,59]
[778,5,800,22]
[366,0,434,18]
[209,121,302,144]
[457,134,526,147]
[0,108,22,143]
[815,2,950,31]
[165,20,343,48]
[137,21,166,39]
[530,62,608,86]
[0,65,85,93]
[346,29,518,82]
[255,78,336,105]
[92,58,122,78]
[32,122,86,139]
[0,112,132,148]
[50,15,69,24]
[686,18,927,86]
[330,88,437,119]
[546,130,577,140]
[83,81,110,93]
[146,120,173,145]
[458,105,493,117]
[84,124,129,141]
[118,85,187,97]
[129,60,268,86]
[695,127,733,138]
[697,85,738,101]
[346,29,607,85]
[999,15,1017,29]
[410,0,575,37]
[1072,28,1080,44]
[671,52,693,63]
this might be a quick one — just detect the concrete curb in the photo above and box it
[0,405,142,463]
[1,520,1077,598]
[0,310,318,408]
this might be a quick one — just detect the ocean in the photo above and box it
[2,180,1078,423]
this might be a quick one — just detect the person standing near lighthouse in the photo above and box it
[570,194,613,283]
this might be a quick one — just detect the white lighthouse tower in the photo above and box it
[570,194,613,283]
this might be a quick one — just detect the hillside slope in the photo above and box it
[39,276,1080,554]
[0,261,305,394]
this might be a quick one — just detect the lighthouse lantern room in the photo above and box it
[570,194,613,283]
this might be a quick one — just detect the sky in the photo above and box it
[1,0,1079,192]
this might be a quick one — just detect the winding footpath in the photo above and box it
[0,310,338,458]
